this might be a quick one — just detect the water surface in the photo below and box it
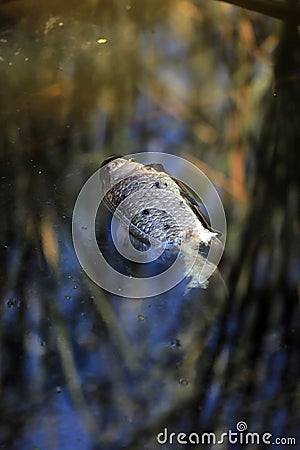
[0,1,299,449]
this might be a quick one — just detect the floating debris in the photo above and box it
[7,298,21,308]
[170,339,181,348]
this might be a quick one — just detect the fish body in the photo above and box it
[100,157,220,288]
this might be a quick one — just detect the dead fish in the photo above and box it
[100,156,221,289]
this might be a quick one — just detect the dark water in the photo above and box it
[0,1,299,449]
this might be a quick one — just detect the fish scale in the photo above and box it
[107,178,200,245]
[101,157,217,249]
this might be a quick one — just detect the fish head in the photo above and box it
[101,156,128,173]
[100,156,145,192]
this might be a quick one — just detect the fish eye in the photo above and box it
[100,155,121,168]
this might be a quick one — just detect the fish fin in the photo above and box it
[139,163,219,236]
[173,178,222,237]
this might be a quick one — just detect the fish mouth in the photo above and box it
[100,155,121,168]
[101,156,143,174]
[101,156,129,172]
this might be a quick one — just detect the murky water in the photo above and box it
[0,1,299,449]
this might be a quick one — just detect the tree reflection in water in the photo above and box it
[0,1,299,449]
